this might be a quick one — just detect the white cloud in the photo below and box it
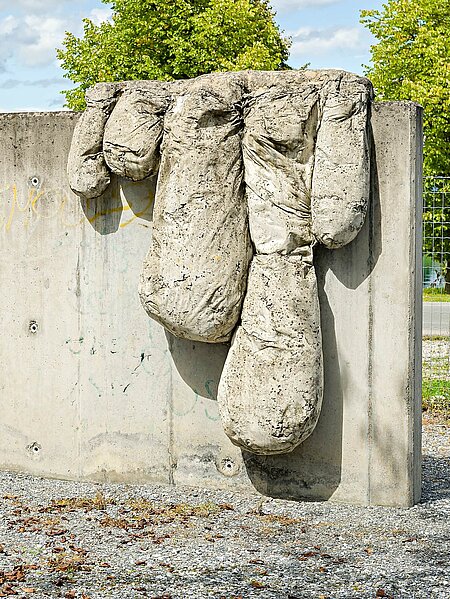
[0,6,109,71]
[0,14,68,67]
[0,2,107,109]
[271,0,339,12]
[89,7,112,26]
[20,16,70,66]
[0,0,72,12]
[0,14,16,35]
[290,26,362,58]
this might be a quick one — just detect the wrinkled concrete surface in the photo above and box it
[68,71,372,455]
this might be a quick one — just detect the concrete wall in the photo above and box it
[0,103,422,506]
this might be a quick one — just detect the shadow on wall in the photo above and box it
[165,332,229,401]
[80,175,156,235]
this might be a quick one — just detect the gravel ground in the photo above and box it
[0,422,448,599]
[422,339,450,368]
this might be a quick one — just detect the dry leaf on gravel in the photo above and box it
[0,566,26,584]
[0,584,18,596]
[250,580,265,588]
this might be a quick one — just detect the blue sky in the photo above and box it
[0,0,384,111]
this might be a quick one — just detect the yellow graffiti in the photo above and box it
[4,185,33,231]
[0,183,154,232]
[119,199,154,228]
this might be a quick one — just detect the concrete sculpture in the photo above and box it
[68,70,373,456]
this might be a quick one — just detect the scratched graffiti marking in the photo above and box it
[0,183,153,232]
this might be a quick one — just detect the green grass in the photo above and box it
[422,378,450,421]
[422,345,450,421]
[423,288,450,302]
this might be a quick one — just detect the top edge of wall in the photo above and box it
[0,111,79,117]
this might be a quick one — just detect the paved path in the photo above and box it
[423,302,450,336]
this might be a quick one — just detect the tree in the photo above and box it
[57,0,290,110]
[361,0,450,178]
[361,1,450,287]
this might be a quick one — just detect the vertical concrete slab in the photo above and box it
[0,113,82,478]
[74,176,173,483]
[368,102,423,506]
[0,103,422,506]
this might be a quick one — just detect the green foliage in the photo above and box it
[422,378,450,421]
[422,343,450,422]
[57,0,291,110]
[361,0,450,178]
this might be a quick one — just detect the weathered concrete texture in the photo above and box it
[0,102,421,506]
[139,77,252,343]
[103,84,171,181]
[312,77,371,249]
[218,254,323,454]
[67,83,122,199]
[0,112,168,483]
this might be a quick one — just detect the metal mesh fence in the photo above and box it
[422,176,450,419]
